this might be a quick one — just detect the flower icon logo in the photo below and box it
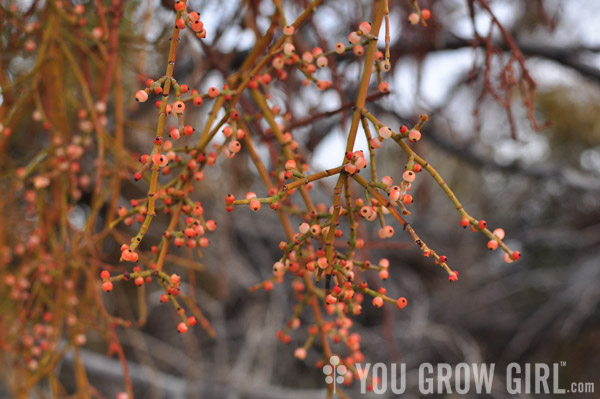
[322,355,347,393]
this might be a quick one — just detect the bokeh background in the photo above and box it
[2,0,599,398]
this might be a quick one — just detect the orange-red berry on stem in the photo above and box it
[174,0,186,11]
[208,87,219,98]
[102,281,113,292]
[250,199,261,212]
[448,271,458,282]
[396,297,407,309]
[372,297,383,308]
[378,81,389,93]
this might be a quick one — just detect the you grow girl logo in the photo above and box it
[323,356,347,393]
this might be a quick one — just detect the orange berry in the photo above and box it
[174,0,186,11]
[402,170,416,182]
[249,199,261,212]
[121,249,134,261]
[358,21,372,35]
[228,140,241,153]
[379,269,389,280]
[184,125,194,135]
[283,25,295,36]
[334,42,346,54]
[172,101,185,114]
[169,128,181,140]
[191,20,203,32]
[408,129,421,142]
[372,297,383,308]
[353,45,364,56]
[448,271,458,282]
[493,228,505,239]
[396,297,407,309]
[207,87,219,98]
[421,9,431,20]
[487,240,498,250]
[177,322,188,333]
[378,81,389,93]
[294,347,307,360]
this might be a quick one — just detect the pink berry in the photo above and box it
[402,170,416,182]
[283,25,294,36]
[316,56,328,68]
[358,21,371,35]
[135,90,148,102]
[334,42,346,54]
[378,126,392,139]
[378,81,389,93]
[283,43,295,56]
[228,140,241,153]
[372,297,383,308]
[285,160,297,170]
[294,347,307,360]
[170,128,181,140]
[408,129,421,142]
[408,13,420,25]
